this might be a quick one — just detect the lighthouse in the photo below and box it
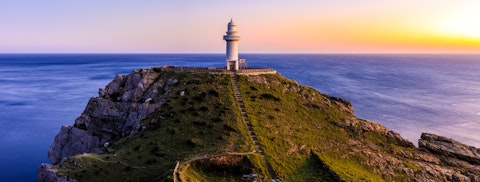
[223,19,240,71]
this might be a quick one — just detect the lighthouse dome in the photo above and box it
[227,19,237,32]
[228,19,236,26]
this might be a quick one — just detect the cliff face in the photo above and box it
[39,68,480,181]
[48,69,168,164]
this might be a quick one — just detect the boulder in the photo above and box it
[419,133,480,165]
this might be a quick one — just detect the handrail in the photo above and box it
[153,66,276,75]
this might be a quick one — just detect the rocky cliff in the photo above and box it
[38,68,480,181]
[48,69,168,164]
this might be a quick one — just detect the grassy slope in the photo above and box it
[54,71,253,181]
[237,74,415,181]
[52,71,420,181]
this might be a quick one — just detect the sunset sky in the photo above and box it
[1,0,479,53]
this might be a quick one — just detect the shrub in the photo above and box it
[260,93,281,102]
[187,138,204,147]
[208,89,219,97]
[199,106,208,112]
[133,145,141,151]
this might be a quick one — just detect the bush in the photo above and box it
[260,93,281,102]
[133,145,141,151]
[199,106,208,112]
[208,89,219,97]
[187,138,204,147]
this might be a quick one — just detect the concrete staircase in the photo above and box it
[230,73,280,181]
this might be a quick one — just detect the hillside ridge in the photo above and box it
[38,68,480,181]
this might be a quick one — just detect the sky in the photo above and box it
[0,0,479,53]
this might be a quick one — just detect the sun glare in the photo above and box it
[435,9,480,39]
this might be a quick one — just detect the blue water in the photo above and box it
[1,54,480,181]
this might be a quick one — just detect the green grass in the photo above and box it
[52,71,420,181]
[314,152,385,182]
[236,74,414,181]
[405,162,421,171]
[55,71,253,181]
[237,74,352,178]
[181,154,263,181]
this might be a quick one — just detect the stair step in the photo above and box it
[231,77,278,179]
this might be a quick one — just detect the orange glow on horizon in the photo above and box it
[1,1,480,53]
[241,4,480,54]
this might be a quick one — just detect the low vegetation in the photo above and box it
[237,74,414,181]
[51,71,425,181]
[54,72,254,181]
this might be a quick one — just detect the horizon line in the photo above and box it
[1,52,480,55]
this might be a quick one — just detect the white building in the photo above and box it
[223,19,241,71]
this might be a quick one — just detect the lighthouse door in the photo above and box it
[227,61,235,71]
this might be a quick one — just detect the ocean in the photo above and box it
[1,54,480,181]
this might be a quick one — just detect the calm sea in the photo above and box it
[1,54,480,181]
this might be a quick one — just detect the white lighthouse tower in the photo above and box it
[223,19,240,71]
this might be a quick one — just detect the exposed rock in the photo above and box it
[419,133,480,165]
[343,118,415,148]
[47,69,168,164]
[105,74,125,97]
[452,173,471,182]
[48,126,101,164]
[328,96,354,114]
[168,79,179,85]
[37,164,76,182]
